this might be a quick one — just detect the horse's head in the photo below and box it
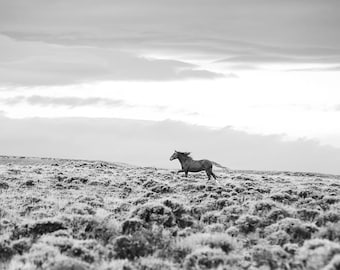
[170,150,191,161]
[169,151,179,161]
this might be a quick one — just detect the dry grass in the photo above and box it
[0,155,340,269]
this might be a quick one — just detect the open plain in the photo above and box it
[0,156,340,270]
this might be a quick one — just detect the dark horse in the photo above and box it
[170,150,220,183]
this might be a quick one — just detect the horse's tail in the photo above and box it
[211,161,231,173]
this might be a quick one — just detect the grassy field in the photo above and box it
[0,156,340,270]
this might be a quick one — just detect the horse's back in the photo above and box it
[198,159,213,168]
[186,159,209,172]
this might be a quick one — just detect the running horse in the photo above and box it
[170,151,225,183]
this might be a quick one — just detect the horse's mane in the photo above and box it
[177,151,192,159]
[177,151,190,156]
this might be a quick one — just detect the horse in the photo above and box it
[170,150,227,183]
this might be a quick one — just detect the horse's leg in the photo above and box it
[212,172,220,185]
[206,165,214,180]
[185,171,188,177]
[206,170,211,180]
[177,169,184,174]
[209,168,221,185]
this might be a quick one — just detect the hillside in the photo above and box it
[1,156,340,270]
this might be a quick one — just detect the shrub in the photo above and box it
[298,188,320,199]
[177,214,196,229]
[323,196,340,205]
[177,228,195,238]
[173,233,236,262]
[162,199,186,218]
[51,229,71,238]
[8,242,61,270]
[235,215,262,234]
[67,241,97,263]
[99,259,134,270]
[0,207,9,219]
[20,196,46,217]
[151,183,172,194]
[201,211,221,225]
[331,202,340,212]
[233,185,245,193]
[61,214,119,244]
[171,240,193,262]
[214,198,229,210]
[255,186,271,194]
[122,218,144,235]
[141,225,173,258]
[264,207,291,225]
[76,195,104,208]
[111,226,171,259]
[251,244,288,269]
[323,254,340,270]
[65,176,89,184]
[10,237,32,255]
[296,198,321,211]
[0,218,17,236]
[226,226,239,237]
[220,206,243,224]
[0,237,14,261]
[266,230,290,246]
[264,218,318,244]
[130,203,175,227]
[183,247,227,270]
[11,247,92,270]
[283,243,299,256]
[295,239,340,270]
[12,218,66,239]
[296,208,320,222]
[64,203,96,215]
[189,205,208,220]
[38,234,74,253]
[242,232,263,249]
[136,257,175,270]
[251,199,277,216]
[316,211,340,226]
[0,181,9,189]
[113,202,131,216]
[112,234,153,260]
[143,179,160,188]
[24,179,35,187]
[192,233,236,254]
[269,192,294,203]
[204,224,225,233]
[315,222,340,242]
[161,198,195,228]
[49,257,91,270]
[41,236,107,264]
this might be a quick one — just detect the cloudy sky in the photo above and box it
[1,0,340,174]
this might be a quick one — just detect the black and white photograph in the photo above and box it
[0,1,340,269]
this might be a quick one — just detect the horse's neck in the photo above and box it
[177,155,192,165]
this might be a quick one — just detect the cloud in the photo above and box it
[0,0,339,85]
[0,34,223,86]
[2,0,339,49]
[334,105,340,111]
[214,47,340,71]
[286,66,340,72]
[0,116,339,174]
[218,54,340,65]
[1,95,129,108]
[0,95,176,113]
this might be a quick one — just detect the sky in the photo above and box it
[0,0,340,174]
